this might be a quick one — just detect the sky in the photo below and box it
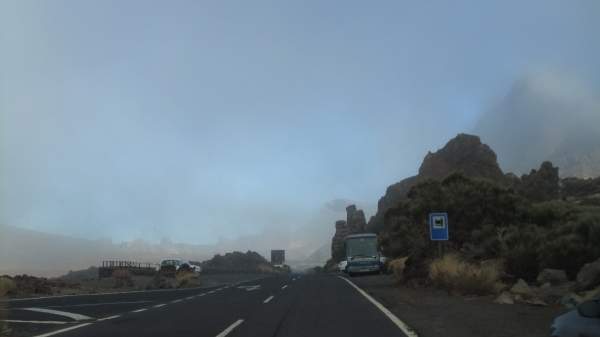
[1,1,599,246]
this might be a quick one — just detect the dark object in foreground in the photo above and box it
[551,299,600,337]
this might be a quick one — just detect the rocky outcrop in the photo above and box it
[537,269,568,286]
[518,161,560,202]
[418,134,505,181]
[367,134,505,232]
[330,205,367,262]
[576,258,600,291]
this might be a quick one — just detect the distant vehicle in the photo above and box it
[159,258,201,274]
[344,233,381,276]
[551,299,600,337]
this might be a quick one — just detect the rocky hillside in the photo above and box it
[367,134,506,233]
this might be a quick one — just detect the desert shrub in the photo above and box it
[428,254,502,295]
[112,269,134,288]
[0,277,16,297]
[175,271,198,288]
[388,257,409,282]
[500,225,544,282]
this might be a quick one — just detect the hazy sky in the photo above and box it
[1,1,599,245]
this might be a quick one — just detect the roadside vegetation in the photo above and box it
[428,254,502,295]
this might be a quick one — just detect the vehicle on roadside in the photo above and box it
[158,258,201,274]
[338,260,348,273]
[344,233,381,276]
[551,299,600,337]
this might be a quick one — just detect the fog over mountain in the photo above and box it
[475,71,600,178]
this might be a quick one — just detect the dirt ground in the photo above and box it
[351,274,566,337]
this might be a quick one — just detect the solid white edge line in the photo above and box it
[172,299,183,303]
[30,323,92,337]
[1,320,67,325]
[23,308,92,321]
[97,315,120,321]
[338,276,419,337]
[153,304,166,308]
[263,295,274,304]
[215,319,244,337]
[281,285,287,289]
[131,308,147,313]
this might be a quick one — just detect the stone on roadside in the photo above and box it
[537,269,568,286]
[510,279,533,297]
[576,258,600,291]
[494,291,514,304]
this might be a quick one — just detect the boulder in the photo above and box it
[576,258,600,291]
[494,291,514,305]
[510,279,533,297]
[537,268,568,286]
[560,293,584,309]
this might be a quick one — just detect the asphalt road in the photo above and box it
[1,274,413,337]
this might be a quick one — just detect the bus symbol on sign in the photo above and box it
[429,212,449,241]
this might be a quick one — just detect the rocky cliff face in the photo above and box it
[366,134,505,233]
[330,205,368,262]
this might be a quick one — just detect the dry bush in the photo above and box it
[429,254,503,295]
[175,271,200,288]
[0,277,15,297]
[112,269,134,288]
[388,257,409,282]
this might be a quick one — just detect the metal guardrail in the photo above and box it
[98,260,157,278]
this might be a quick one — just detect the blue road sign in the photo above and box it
[429,212,449,241]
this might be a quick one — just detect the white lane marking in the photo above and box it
[185,296,194,300]
[263,295,274,304]
[237,285,260,291]
[215,319,244,337]
[46,300,151,308]
[131,308,147,313]
[208,291,215,294]
[153,304,166,308]
[2,278,265,303]
[1,320,67,325]
[97,315,120,321]
[281,285,288,290]
[198,293,206,297]
[338,276,419,337]
[23,308,92,321]
[171,299,183,303]
[30,323,92,337]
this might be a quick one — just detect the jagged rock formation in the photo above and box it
[518,161,560,202]
[367,134,505,233]
[330,205,368,262]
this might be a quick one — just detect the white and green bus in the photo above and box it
[343,233,382,276]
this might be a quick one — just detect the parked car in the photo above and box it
[551,299,600,337]
[338,260,348,273]
[159,258,201,274]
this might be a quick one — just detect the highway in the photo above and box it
[1,274,414,337]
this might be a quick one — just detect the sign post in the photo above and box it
[429,212,449,257]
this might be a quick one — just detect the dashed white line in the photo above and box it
[171,299,183,303]
[338,276,419,337]
[1,320,67,325]
[97,315,120,321]
[215,319,244,337]
[153,304,166,308]
[198,293,206,297]
[281,285,288,290]
[30,323,92,337]
[263,295,274,304]
[185,296,194,300]
[131,308,147,313]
